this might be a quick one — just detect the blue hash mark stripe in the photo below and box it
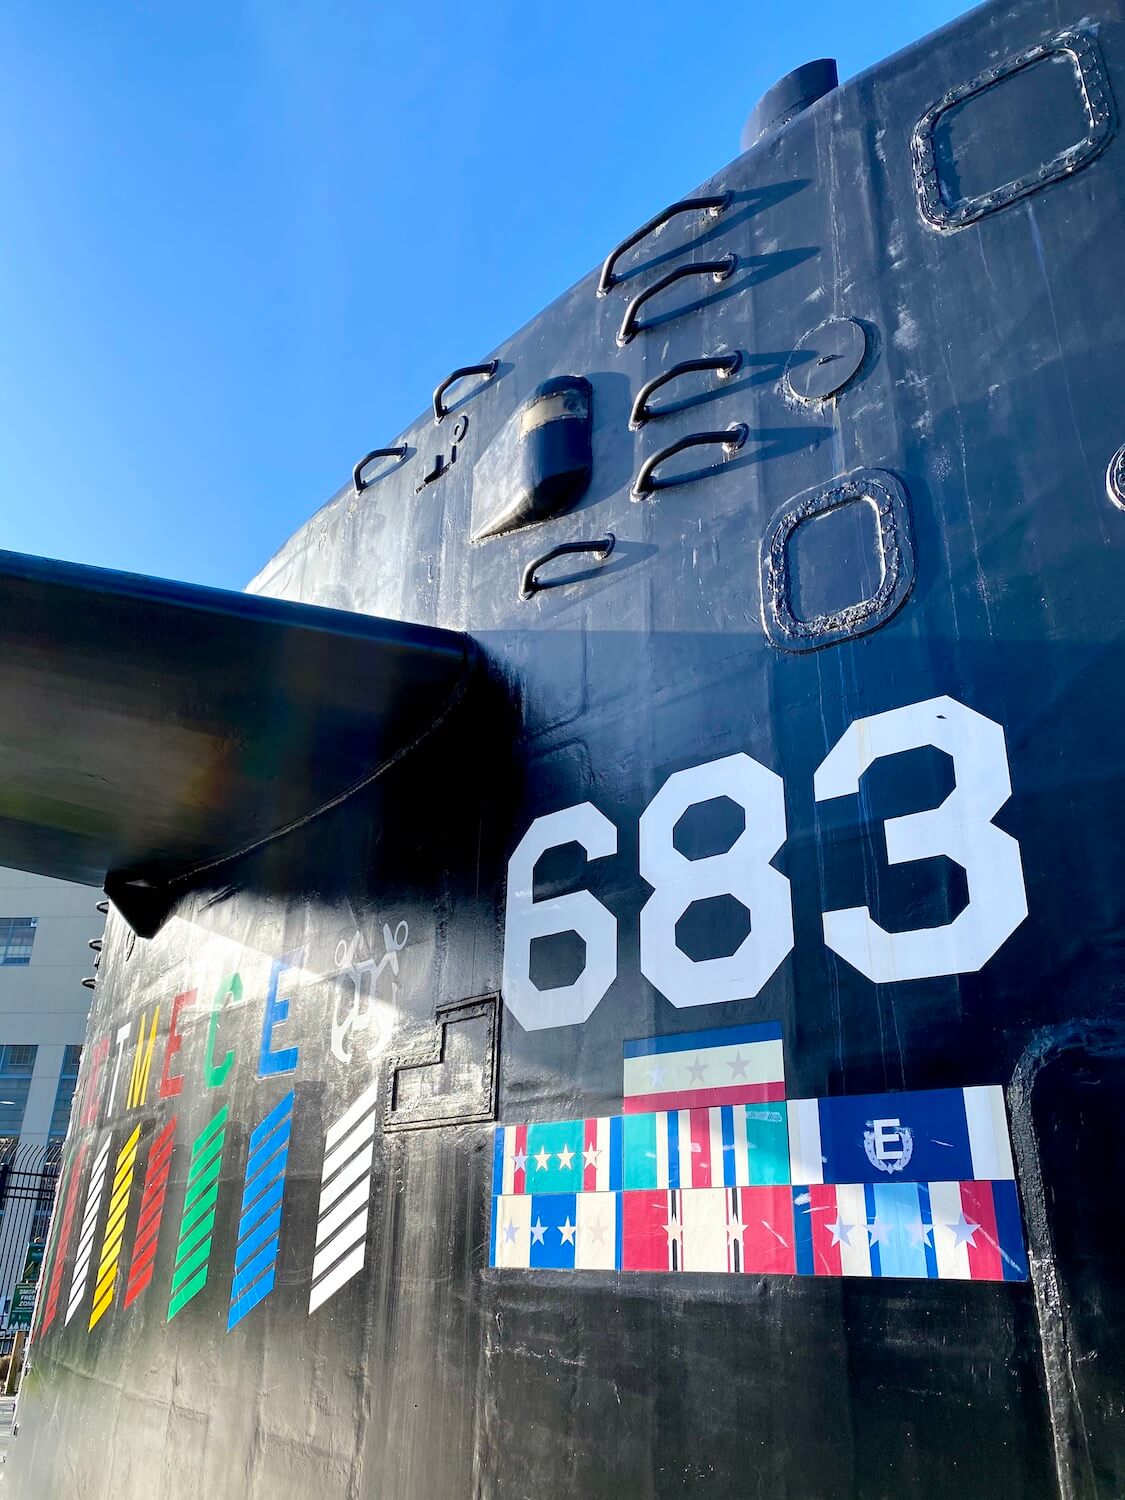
[623,1021,782,1058]
[993,1179,1029,1281]
[228,1090,294,1332]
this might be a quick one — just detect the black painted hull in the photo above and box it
[9,0,1125,1494]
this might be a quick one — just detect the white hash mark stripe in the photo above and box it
[309,1083,379,1315]
[319,1143,372,1215]
[66,1137,112,1324]
[325,1079,380,1152]
[309,1244,368,1315]
[312,1205,370,1283]
[315,1177,371,1249]
[321,1111,378,1185]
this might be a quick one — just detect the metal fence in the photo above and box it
[0,1142,61,1332]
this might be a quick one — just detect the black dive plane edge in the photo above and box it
[0,547,476,936]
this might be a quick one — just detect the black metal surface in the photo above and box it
[383,994,501,1131]
[8,0,1125,1496]
[0,549,475,932]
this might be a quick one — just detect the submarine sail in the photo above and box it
[6,1,1125,1495]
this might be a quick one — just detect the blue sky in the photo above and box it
[3,0,975,591]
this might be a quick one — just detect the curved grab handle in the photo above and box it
[433,361,499,423]
[631,425,748,501]
[81,977,96,990]
[95,899,109,914]
[520,534,615,600]
[617,256,737,346]
[630,353,743,428]
[353,446,408,494]
[598,193,731,296]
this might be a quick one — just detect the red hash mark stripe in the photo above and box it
[39,1143,88,1337]
[124,1118,177,1308]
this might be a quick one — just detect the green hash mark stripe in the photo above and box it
[167,1105,228,1322]
[170,1235,214,1295]
[179,1181,221,1242]
[182,1151,224,1214]
[182,1135,226,1202]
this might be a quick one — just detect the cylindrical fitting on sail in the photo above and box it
[741,58,838,151]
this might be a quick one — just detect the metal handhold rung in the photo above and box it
[617,257,737,346]
[598,193,731,295]
[433,362,499,423]
[630,353,743,427]
[520,535,616,600]
[352,447,408,494]
[631,425,748,500]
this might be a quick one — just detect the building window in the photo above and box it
[0,918,38,966]
[49,1056,82,1141]
[0,1045,38,1138]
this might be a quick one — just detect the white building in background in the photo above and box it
[0,868,100,1328]
[0,869,99,1155]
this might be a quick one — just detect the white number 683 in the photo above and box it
[501,695,1027,1031]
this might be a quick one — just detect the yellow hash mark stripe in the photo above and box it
[107,1174,134,1221]
[86,1125,144,1334]
[112,1146,140,1195]
[103,1186,133,1242]
[88,1285,114,1329]
[92,1260,117,1302]
[97,1221,126,1274]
